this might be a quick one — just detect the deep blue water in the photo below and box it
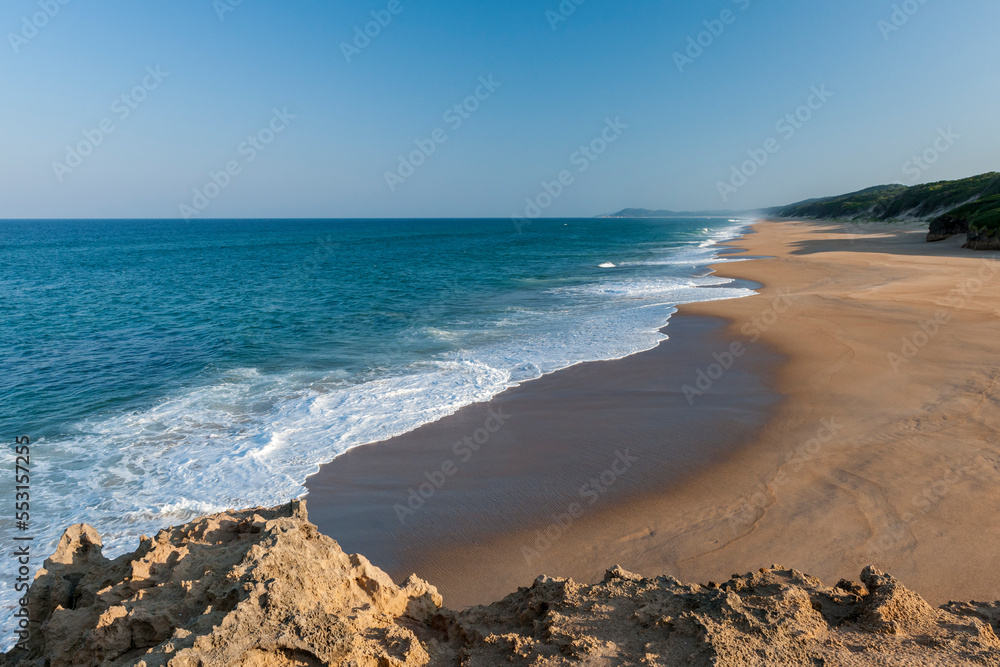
[0,217,754,625]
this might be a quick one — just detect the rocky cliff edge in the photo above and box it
[5,502,1000,666]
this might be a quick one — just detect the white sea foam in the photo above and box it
[0,220,757,648]
[553,275,740,299]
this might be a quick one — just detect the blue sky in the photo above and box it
[1,0,997,218]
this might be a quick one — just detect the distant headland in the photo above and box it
[605,171,1000,250]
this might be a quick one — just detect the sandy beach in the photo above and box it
[305,310,782,605]
[306,219,1000,607]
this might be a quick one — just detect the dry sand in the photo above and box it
[307,220,1000,608]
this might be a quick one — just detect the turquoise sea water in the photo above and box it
[0,217,754,629]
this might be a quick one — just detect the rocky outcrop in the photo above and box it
[965,225,1000,250]
[444,565,1000,666]
[6,504,1000,666]
[928,192,1000,247]
[927,213,969,241]
[6,502,443,667]
[928,213,1000,248]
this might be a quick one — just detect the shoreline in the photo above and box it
[518,218,1000,606]
[307,218,1000,608]
[305,310,782,605]
[662,219,1000,604]
[304,222,783,606]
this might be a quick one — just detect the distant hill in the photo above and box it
[604,172,1000,249]
[770,172,1000,249]
[600,208,745,218]
[772,173,1000,222]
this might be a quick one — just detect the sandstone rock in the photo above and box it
[5,501,441,667]
[855,565,935,634]
[446,566,1000,666]
[6,505,1000,666]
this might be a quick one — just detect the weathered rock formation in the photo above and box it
[6,503,1000,666]
[929,212,1000,249]
[927,212,971,242]
[5,502,443,667]
[964,224,1000,251]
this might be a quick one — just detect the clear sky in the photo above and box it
[2,0,998,219]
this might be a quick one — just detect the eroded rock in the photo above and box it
[7,502,441,667]
[5,505,1000,666]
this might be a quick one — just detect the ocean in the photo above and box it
[0,217,754,629]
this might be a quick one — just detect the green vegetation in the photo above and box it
[945,194,1000,233]
[605,172,1000,247]
[774,185,907,220]
[775,172,1000,224]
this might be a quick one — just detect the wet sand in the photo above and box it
[306,220,1000,607]
[305,311,782,606]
